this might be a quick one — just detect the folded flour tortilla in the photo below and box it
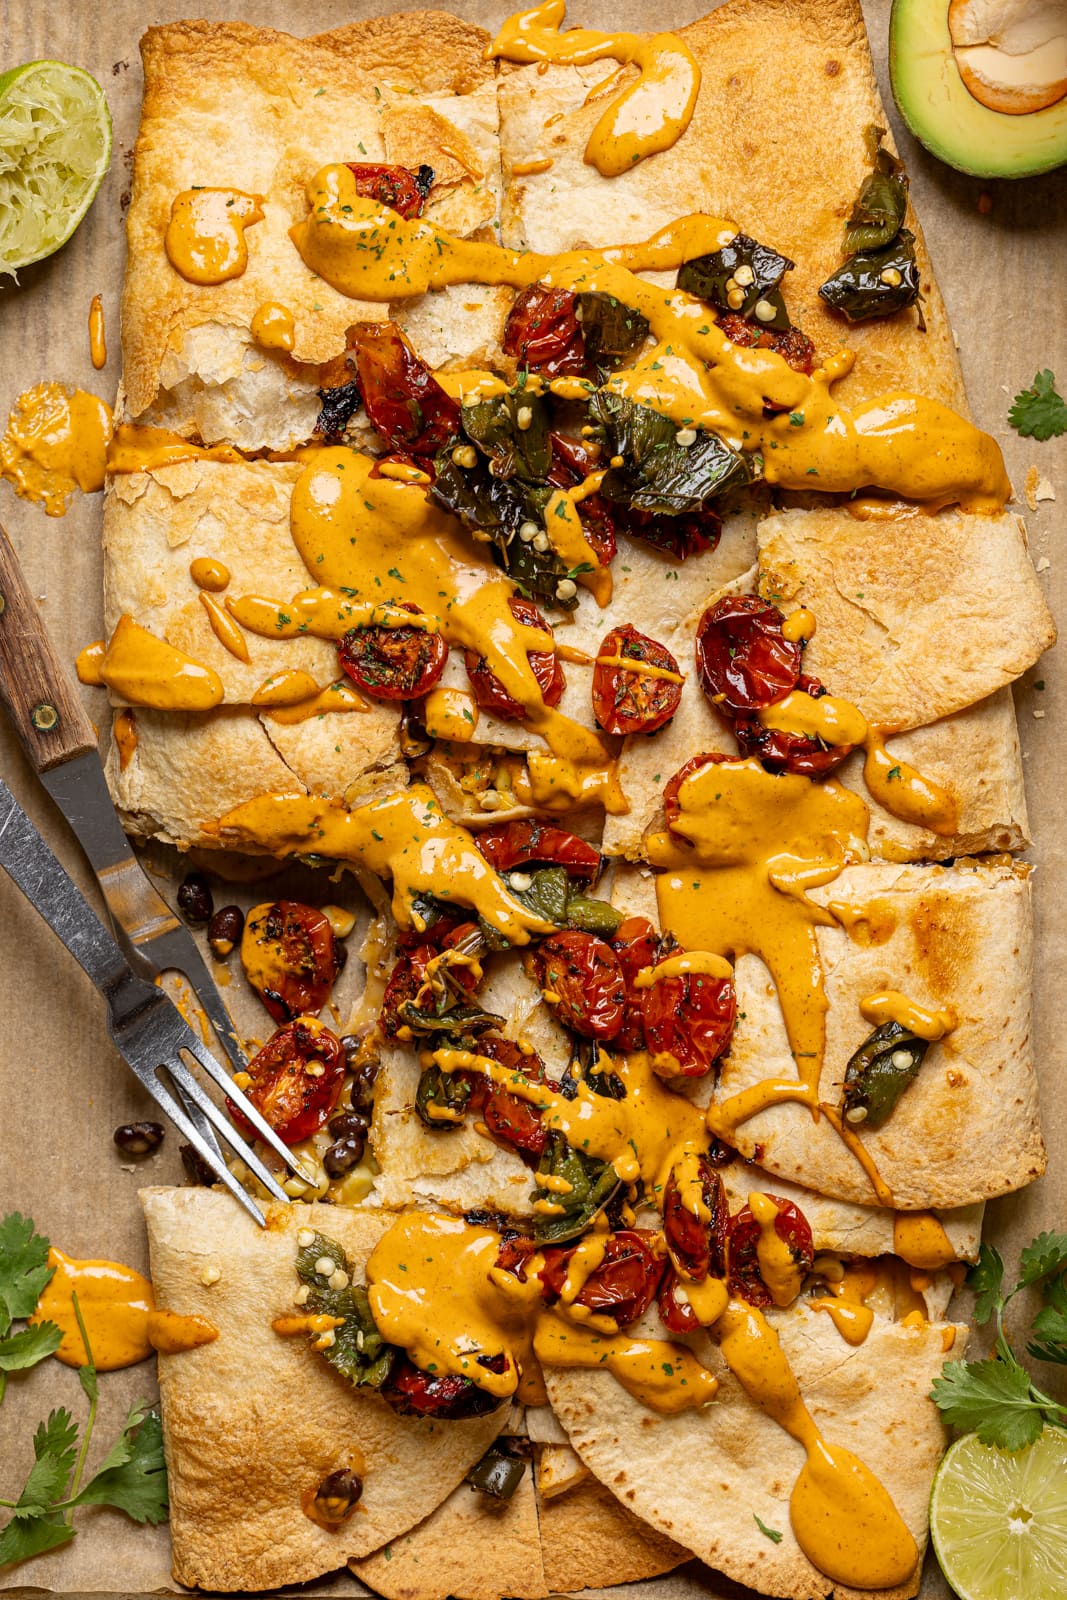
[122,14,504,449]
[140,1188,506,1592]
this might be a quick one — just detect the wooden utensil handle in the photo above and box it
[0,522,99,772]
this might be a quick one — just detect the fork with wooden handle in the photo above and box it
[0,774,289,1225]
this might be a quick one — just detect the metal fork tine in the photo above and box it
[163,1056,292,1206]
[180,1032,314,1181]
[147,1069,267,1228]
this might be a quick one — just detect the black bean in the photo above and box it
[177,871,213,925]
[312,1468,362,1523]
[179,1142,217,1187]
[208,904,244,958]
[113,1121,165,1155]
[327,1110,369,1140]
[323,1132,365,1178]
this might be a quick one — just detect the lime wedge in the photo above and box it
[0,60,112,277]
[930,1429,1067,1600]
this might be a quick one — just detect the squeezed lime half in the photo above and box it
[0,60,112,277]
[930,1429,1067,1600]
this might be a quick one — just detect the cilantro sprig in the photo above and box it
[0,1216,168,1568]
[931,1232,1067,1451]
[1008,370,1067,441]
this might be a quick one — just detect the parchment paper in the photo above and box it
[0,2,1062,1597]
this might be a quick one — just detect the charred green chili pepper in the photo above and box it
[677,232,795,330]
[465,1439,531,1500]
[533,1131,621,1246]
[819,127,923,325]
[415,1063,474,1129]
[841,1020,929,1130]
[296,1231,396,1388]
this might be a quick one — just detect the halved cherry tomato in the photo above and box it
[539,1230,665,1327]
[338,602,447,701]
[610,915,659,1052]
[379,933,481,1038]
[503,286,585,375]
[534,930,626,1040]
[717,313,816,376]
[593,623,683,737]
[642,968,737,1079]
[726,1197,814,1309]
[657,1264,700,1334]
[547,433,617,567]
[662,1158,728,1281]
[382,1355,504,1419]
[732,673,854,777]
[695,596,801,715]
[464,1035,548,1158]
[615,504,722,562]
[494,1234,540,1281]
[229,1018,346,1145]
[345,162,433,219]
[464,595,565,720]
[241,901,340,1024]
[662,752,734,836]
[475,819,602,883]
[346,321,460,458]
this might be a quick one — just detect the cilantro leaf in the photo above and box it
[0,1322,63,1373]
[0,1516,74,1567]
[3,1409,78,1522]
[1008,370,1067,441]
[931,1359,1047,1452]
[1019,1232,1067,1287]
[753,1513,783,1543]
[1028,1273,1067,1366]
[0,1215,54,1337]
[69,1407,168,1525]
[966,1242,1005,1326]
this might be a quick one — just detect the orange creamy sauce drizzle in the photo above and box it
[114,707,138,770]
[358,1209,916,1587]
[164,188,265,285]
[29,1250,216,1367]
[1,383,112,517]
[487,1,701,176]
[88,295,107,369]
[106,424,245,474]
[250,301,296,352]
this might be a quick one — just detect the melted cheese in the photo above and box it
[30,1248,154,1370]
[99,615,224,712]
[289,169,1008,510]
[860,990,958,1041]
[716,1299,918,1588]
[214,784,553,943]
[164,188,265,284]
[0,383,112,516]
[646,758,869,1134]
[488,2,701,176]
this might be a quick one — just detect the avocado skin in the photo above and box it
[890,0,1067,178]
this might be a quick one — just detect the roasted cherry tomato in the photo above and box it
[229,1018,346,1145]
[662,752,734,836]
[241,900,340,1024]
[610,915,659,1052]
[503,285,585,375]
[695,595,801,715]
[464,595,565,720]
[732,674,854,777]
[657,1263,700,1334]
[615,503,722,562]
[382,1355,504,1419]
[345,162,433,219]
[662,1157,728,1281]
[593,623,684,737]
[547,433,617,567]
[717,312,816,376]
[642,968,737,1078]
[726,1197,815,1310]
[475,819,602,882]
[338,603,448,701]
[347,321,461,458]
[539,1230,665,1326]
[465,1035,548,1158]
[534,930,626,1040]
[379,934,480,1038]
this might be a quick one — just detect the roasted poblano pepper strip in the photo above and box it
[818,229,921,323]
[415,1063,473,1129]
[563,892,623,937]
[508,865,570,926]
[576,291,650,366]
[462,391,552,481]
[533,1131,621,1245]
[843,129,908,255]
[465,1440,530,1500]
[589,393,754,514]
[676,232,795,331]
[397,1000,504,1036]
[841,1020,929,1129]
[296,1231,396,1388]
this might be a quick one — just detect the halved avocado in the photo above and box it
[890,0,1067,176]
